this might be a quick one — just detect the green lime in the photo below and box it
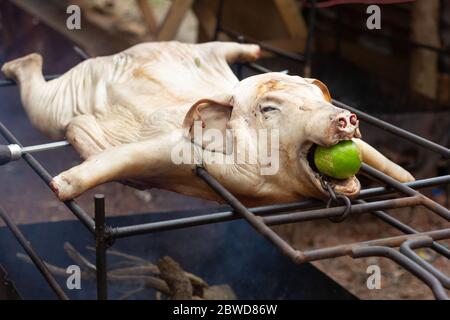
[314,140,362,179]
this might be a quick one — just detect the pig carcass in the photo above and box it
[1,41,414,205]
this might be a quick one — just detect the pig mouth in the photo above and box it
[303,144,361,199]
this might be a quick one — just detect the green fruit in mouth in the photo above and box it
[314,140,362,179]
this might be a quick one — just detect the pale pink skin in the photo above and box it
[1,41,414,206]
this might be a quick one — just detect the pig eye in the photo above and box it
[260,105,280,113]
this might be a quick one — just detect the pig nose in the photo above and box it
[337,113,358,129]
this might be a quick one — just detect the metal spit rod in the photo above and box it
[0,121,96,233]
[0,141,69,165]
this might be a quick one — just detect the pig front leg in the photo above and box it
[353,138,415,183]
[50,138,176,201]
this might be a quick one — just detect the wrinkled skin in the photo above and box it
[1,41,414,206]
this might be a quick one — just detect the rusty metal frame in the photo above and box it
[0,0,449,300]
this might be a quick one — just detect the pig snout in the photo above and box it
[336,112,358,133]
[304,108,360,147]
[323,112,360,145]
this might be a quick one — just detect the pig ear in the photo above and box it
[305,78,332,103]
[182,96,234,154]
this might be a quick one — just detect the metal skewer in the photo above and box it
[0,140,70,165]
[21,140,70,153]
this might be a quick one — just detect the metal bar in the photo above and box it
[359,175,450,199]
[333,100,450,158]
[361,164,450,220]
[21,141,70,153]
[302,228,450,262]
[0,205,69,300]
[220,27,306,63]
[112,210,237,239]
[111,175,449,239]
[195,164,450,275]
[246,62,275,74]
[352,246,449,300]
[111,199,323,239]
[0,121,95,233]
[94,194,108,300]
[264,196,422,226]
[196,167,305,263]
[400,237,450,289]
[73,46,89,61]
[358,200,450,259]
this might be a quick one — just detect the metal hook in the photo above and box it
[320,176,352,223]
[327,194,352,223]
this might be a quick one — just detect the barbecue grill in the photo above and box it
[0,0,449,300]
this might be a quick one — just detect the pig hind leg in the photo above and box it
[1,53,65,139]
[1,53,43,83]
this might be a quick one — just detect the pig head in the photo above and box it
[1,41,414,205]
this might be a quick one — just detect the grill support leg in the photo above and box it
[95,194,108,300]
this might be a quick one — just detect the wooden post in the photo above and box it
[410,0,440,99]
[438,0,450,105]
[137,0,158,34]
[193,0,308,52]
[273,0,307,40]
[156,0,194,41]
[193,0,217,42]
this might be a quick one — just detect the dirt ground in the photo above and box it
[274,203,450,300]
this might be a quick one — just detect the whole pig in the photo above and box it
[1,41,414,205]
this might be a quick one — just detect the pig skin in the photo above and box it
[1,41,414,205]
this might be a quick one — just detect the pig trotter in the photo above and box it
[50,174,80,201]
[1,53,43,82]
[50,175,74,201]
